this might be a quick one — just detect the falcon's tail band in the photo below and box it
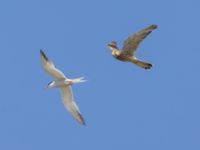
[130,58,152,69]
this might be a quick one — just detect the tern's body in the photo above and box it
[47,80,71,88]
[40,50,86,125]
[107,25,157,69]
[47,78,84,88]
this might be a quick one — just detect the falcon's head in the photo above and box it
[107,41,118,49]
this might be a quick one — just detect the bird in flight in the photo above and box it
[40,50,86,125]
[107,25,157,69]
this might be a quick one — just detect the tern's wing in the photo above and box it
[60,86,86,125]
[122,25,157,56]
[40,50,66,80]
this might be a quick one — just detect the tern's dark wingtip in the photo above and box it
[40,49,45,55]
[40,49,48,61]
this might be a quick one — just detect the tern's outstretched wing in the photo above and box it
[60,86,86,125]
[122,25,157,56]
[40,50,66,80]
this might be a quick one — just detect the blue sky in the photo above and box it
[0,0,200,149]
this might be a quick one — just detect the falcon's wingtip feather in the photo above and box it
[150,25,158,29]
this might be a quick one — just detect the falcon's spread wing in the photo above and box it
[40,50,66,80]
[122,25,157,56]
[60,86,86,125]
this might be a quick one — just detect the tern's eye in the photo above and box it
[48,81,53,85]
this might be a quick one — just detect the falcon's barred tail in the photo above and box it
[130,58,152,69]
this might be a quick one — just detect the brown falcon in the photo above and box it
[107,25,157,69]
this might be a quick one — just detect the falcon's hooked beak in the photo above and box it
[107,44,112,49]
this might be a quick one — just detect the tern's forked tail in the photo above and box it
[72,77,86,84]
